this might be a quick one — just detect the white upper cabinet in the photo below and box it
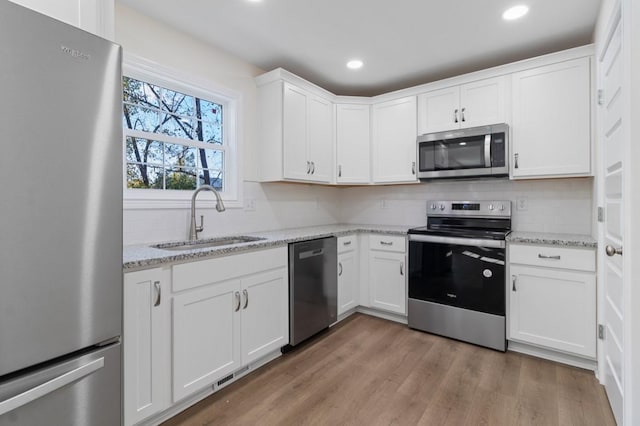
[511,57,591,178]
[418,76,506,134]
[9,0,114,39]
[258,79,333,183]
[372,96,418,183]
[336,104,371,184]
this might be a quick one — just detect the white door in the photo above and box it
[372,96,418,183]
[306,94,333,182]
[417,86,459,134]
[336,103,371,183]
[459,76,506,129]
[283,83,309,181]
[240,267,289,365]
[598,13,625,425]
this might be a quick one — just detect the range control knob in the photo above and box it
[439,204,446,211]
[430,203,437,210]
[488,204,494,211]
[499,204,505,211]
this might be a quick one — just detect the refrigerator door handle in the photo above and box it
[0,357,104,416]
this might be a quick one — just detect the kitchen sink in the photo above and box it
[153,236,266,251]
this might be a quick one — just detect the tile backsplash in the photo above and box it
[337,177,593,234]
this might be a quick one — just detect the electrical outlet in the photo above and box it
[244,198,256,211]
[381,200,389,209]
[516,197,528,211]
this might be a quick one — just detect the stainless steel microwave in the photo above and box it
[417,123,509,180]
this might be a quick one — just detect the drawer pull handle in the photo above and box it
[512,275,517,291]
[153,281,161,307]
[343,241,352,246]
[400,262,404,276]
[234,291,241,312]
[380,241,393,246]
[538,254,561,260]
[338,262,343,276]
[243,289,249,309]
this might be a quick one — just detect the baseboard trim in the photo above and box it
[356,306,408,324]
[508,340,597,371]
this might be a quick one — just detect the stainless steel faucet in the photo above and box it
[189,185,226,241]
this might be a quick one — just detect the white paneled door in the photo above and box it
[598,10,625,425]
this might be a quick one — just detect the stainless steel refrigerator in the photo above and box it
[0,1,123,424]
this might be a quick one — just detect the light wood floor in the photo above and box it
[163,313,616,426]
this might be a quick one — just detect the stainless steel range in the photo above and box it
[407,201,511,351]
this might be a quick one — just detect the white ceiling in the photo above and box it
[118,0,602,96]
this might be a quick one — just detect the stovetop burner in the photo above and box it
[409,200,512,241]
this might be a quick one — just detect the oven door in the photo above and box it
[408,234,505,315]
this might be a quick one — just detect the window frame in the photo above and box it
[122,53,242,210]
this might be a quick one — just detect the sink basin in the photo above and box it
[153,236,266,251]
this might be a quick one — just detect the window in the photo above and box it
[122,54,240,208]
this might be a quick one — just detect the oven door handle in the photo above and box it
[408,234,505,249]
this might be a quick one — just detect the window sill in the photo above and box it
[124,197,242,210]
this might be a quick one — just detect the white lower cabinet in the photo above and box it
[123,268,171,426]
[171,247,288,403]
[337,236,359,315]
[508,244,596,358]
[368,235,407,315]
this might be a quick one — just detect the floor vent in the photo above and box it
[217,374,234,387]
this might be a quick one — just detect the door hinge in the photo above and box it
[598,206,605,223]
[598,324,606,340]
[597,89,604,106]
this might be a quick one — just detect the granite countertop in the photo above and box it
[507,231,597,248]
[123,224,412,271]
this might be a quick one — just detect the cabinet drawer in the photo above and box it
[337,235,358,253]
[509,244,595,272]
[172,246,288,293]
[369,234,406,253]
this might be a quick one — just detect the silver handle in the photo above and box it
[461,107,466,122]
[538,254,561,260]
[343,241,352,246]
[306,161,311,174]
[484,135,491,167]
[412,161,416,175]
[605,245,623,256]
[338,165,342,178]
[400,262,404,276]
[380,241,393,246]
[512,275,517,291]
[243,289,249,309]
[514,153,519,169]
[234,291,241,312]
[408,234,506,249]
[338,262,343,276]
[454,108,459,123]
[0,358,104,416]
[153,281,161,307]
[311,161,315,174]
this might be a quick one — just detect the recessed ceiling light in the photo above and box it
[502,5,529,20]
[247,0,262,3]
[347,59,363,70]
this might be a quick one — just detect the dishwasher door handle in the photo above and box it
[299,248,325,259]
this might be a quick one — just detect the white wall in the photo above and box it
[338,178,593,234]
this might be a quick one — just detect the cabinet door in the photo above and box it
[336,104,371,183]
[173,279,241,402]
[369,251,406,315]
[283,83,310,181]
[509,265,596,358]
[338,250,359,315]
[240,267,289,365]
[372,96,418,183]
[123,268,171,426]
[307,94,333,183]
[459,76,506,129]
[511,57,591,178]
[417,86,459,134]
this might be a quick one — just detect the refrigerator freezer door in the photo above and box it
[0,2,123,376]
[0,343,121,425]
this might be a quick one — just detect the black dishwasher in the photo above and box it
[288,237,337,346]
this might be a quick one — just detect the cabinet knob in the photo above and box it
[605,245,623,257]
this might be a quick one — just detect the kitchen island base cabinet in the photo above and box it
[123,268,171,426]
[171,247,289,403]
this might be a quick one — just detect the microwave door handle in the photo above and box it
[484,135,491,167]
